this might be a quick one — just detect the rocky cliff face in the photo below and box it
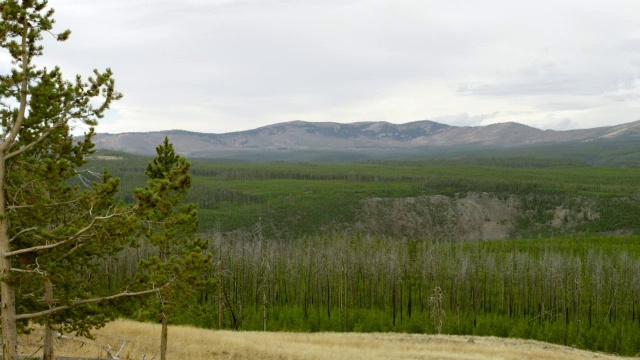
[91,120,640,157]
[356,192,599,241]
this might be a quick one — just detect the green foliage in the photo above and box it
[135,137,197,251]
[0,1,129,344]
[85,154,640,238]
[78,152,640,356]
[76,131,640,359]
[179,233,640,356]
[0,2,153,358]
[134,137,211,328]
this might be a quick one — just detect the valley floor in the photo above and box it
[19,319,632,360]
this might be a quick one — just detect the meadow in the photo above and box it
[18,319,632,359]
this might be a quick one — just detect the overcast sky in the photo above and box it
[33,0,640,134]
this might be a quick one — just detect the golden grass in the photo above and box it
[18,319,632,360]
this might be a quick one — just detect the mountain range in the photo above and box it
[91,120,640,160]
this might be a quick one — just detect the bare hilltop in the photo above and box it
[92,120,640,157]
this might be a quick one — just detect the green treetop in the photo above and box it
[135,137,211,360]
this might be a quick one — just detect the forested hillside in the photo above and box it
[92,133,640,166]
[85,151,640,240]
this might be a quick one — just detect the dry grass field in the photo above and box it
[18,319,633,360]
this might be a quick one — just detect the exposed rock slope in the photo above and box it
[356,193,598,240]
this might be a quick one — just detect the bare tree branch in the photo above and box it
[5,123,62,160]
[7,197,83,211]
[16,284,169,320]
[10,267,45,275]
[53,332,127,360]
[58,242,85,261]
[9,226,39,242]
[10,258,45,275]
[6,178,41,209]
[4,209,134,257]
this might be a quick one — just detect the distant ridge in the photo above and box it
[91,120,640,158]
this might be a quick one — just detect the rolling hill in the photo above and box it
[91,120,640,161]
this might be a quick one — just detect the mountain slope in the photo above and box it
[91,120,640,158]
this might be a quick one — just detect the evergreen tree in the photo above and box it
[135,137,210,360]
[0,2,158,359]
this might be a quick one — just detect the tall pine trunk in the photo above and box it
[43,277,55,360]
[160,314,168,360]
[0,154,19,360]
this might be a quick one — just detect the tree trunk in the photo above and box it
[218,246,223,328]
[263,292,267,331]
[160,313,168,360]
[392,279,396,326]
[344,265,348,331]
[0,154,18,360]
[0,281,17,360]
[43,277,55,360]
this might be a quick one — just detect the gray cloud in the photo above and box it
[434,112,501,127]
[535,101,598,112]
[458,62,637,97]
[26,0,640,133]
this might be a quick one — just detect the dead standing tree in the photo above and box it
[430,286,445,334]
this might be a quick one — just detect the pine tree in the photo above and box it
[0,2,158,359]
[135,137,211,360]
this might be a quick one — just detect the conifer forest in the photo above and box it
[96,155,640,356]
[3,1,640,359]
